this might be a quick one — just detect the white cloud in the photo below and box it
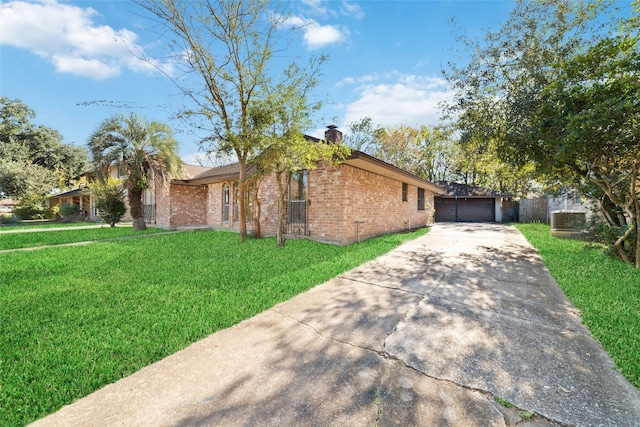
[300,0,332,18]
[336,72,388,87]
[341,1,364,19]
[52,55,121,79]
[283,16,348,50]
[0,0,159,80]
[341,75,453,129]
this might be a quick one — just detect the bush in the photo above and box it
[60,203,81,218]
[14,194,49,220]
[92,178,126,227]
[584,215,630,257]
[0,214,21,225]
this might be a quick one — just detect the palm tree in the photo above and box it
[89,113,182,230]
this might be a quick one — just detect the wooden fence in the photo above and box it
[519,198,549,223]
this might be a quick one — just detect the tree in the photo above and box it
[89,113,182,230]
[248,60,349,246]
[135,0,293,241]
[342,117,381,154]
[13,194,50,220]
[372,125,423,175]
[369,124,456,183]
[92,177,127,227]
[0,97,90,198]
[531,32,640,266]
[444,0,640,265]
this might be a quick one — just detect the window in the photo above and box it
[233,182,239,221]
[417,188,425,211]
[288,170,307,200]
[402,183,408,202]
[222,183,230,221]
[287,170,307,227]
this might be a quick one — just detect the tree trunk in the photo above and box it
[275,171,288,247]
[128,186,147,231]
[250,177,262,239]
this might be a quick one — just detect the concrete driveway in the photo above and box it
[32,223,640,426]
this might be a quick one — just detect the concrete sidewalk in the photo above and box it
[0,223,132,234]
[32,223,640,426]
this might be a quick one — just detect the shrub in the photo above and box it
[92,178,126,227]
[60,203,81,218]
[0,214,21,225]
[583,215,635,259]
[14,194,49,220]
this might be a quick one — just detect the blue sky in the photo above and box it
[0,0,516,165]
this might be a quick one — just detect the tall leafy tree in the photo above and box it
[135,0,295,241]
[531,31,640,266]
[372,125,424,175]
[445,0,640,265]
[342,117,381,154]
[0,97,90,198]
[368,124,457,183]
[248,59,349,246]
[89,113,182,230]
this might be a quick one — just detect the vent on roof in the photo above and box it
[551,210,586,238]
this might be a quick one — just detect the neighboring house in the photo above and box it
[548,192,593,220]
[48,127,443,245]
[0,198,16,213]
[434,181,512,223]
[48,186,93,219]
[519,190,593,224]
[48,165,208,222]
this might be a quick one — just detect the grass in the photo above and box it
[0,226,165,250]
[494,396,514,408]
[515,223,640,390]
[0,227,428,426]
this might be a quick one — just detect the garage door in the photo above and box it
[435,198,495,222]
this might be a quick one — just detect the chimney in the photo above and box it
[324,125,343,144]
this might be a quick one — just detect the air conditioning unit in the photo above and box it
[551,210,586,238]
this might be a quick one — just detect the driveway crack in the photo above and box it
[271,307,567,426]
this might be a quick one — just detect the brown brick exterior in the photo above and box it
[306,164,434,244]
[169,184,208,228]
[153,162,435,245]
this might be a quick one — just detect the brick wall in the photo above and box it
[306,164,434,244]
[155,177,172,228]
[206,183,223,226]
[306,165,346,243]
[168,184,208,228]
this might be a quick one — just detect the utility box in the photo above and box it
[551,210,586,238]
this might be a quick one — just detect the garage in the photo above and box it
[434,181,510,223]
[435,197,495,222]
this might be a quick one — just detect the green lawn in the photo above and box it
[0,226,165,250]
[515,223,640,390]
[0,228,428,426]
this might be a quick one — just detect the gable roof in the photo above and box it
[345,151,444,194]
[173,163,255,185]
[49,187,92,198]
[173,150,443,194]
[436,181,512,198]
[182,164,215,179]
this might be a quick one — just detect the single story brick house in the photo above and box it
[157,127,443,244]
[49,127,443,245]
